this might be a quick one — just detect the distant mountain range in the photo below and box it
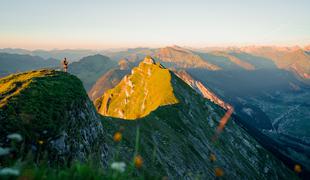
[0,48,106,62]
[0,53,58,77]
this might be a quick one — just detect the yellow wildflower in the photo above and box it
[209,154,216,162]
[215,167,224,177]
[38,140,44,145]
[134,155,143,169]
[294,164,302,173]
[113,132,122,142]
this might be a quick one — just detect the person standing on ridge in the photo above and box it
[62,58,69,72]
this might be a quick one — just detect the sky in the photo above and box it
[0,0,309,50]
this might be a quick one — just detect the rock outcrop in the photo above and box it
[174,70,232,110]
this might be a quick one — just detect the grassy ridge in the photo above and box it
[96,62,178,120]
[0,69,87,144]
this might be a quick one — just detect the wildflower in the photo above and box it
[7,133,23,142]
[294,164,302,173]
[111,162,126,173]
[209,154,216,162]
[0,147,10,156]
[113,132,122,142]
[0,168,20,176]
[134,155,143,169]
[38,140,44,145]
[215,167,224,177]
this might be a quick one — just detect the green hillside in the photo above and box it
[0,69,107,165]
[96,57,178,119]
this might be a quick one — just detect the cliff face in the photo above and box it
[0,69,108,165]
[174,70,232,110]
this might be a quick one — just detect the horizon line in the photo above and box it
[1,43,310,51]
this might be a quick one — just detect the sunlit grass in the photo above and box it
[96,62,179,120]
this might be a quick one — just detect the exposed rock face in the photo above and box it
[0,69,108,165]
[174,70,232,110]
[48,100,108,165]
[143,55,155,64]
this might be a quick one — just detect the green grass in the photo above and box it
[0,69,87,151]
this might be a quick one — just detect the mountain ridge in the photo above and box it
[96,56,179,119]
[0,69,108,165]
[98,56,297,179]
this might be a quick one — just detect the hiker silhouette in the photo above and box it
[62,58,69,72]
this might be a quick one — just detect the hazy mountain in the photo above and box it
[70,54,118,91]
[239,46,310,79]
[97,56,296,179]
[153,46,220,70]
[0,53,58,77]
[105,46,220,70]
[304,45,310,53]
[0,48,103,62]
[88,59,131,101]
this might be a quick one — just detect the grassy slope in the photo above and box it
[96,62,178,120]
[0,69,87,142]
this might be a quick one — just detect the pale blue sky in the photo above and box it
[0,0,309,49]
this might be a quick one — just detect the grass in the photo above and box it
[0,69,87,144]
[96,61,179,120]
[0,130,162,180]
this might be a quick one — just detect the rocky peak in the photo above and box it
[143,55,156,64]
